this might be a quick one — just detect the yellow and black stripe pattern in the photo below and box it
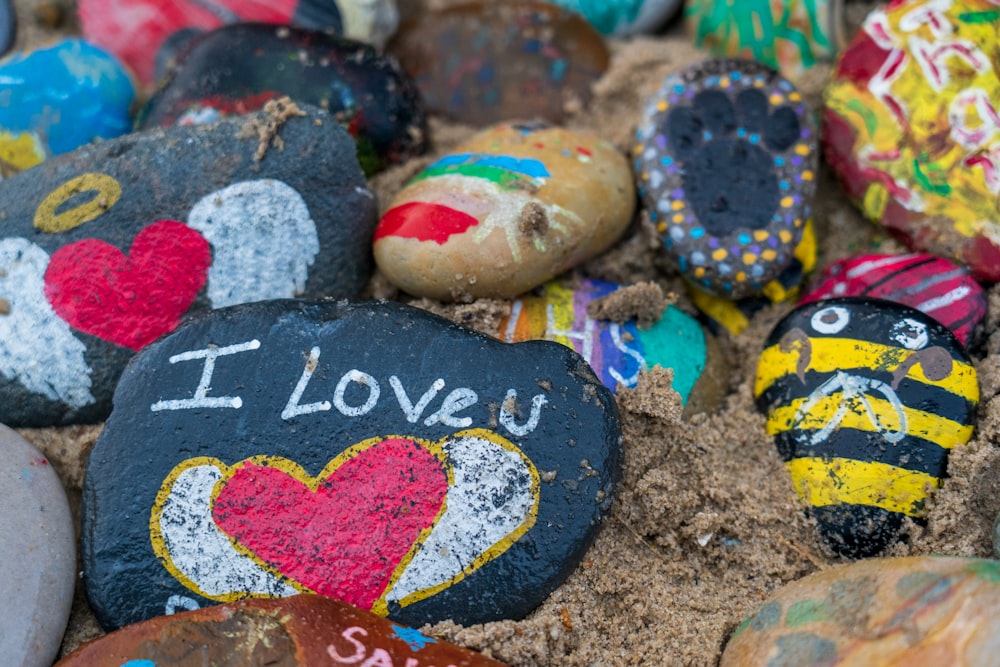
[754,298,978,557]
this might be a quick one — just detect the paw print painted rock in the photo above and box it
[824,0,1000,283]
[801,253,986,347]
[755,298,978,557]
[636,58,818,299]
[722,557,1000,666]
[374,122,635,300]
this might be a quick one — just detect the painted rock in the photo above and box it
[801,253,986,347]
[386,1,609,126]
[496,277,725,414]
[375,122,635,300]
[0,102,376,427]
[140,23,426,175]
[824,0,1000,283]
[0,0,13,57]
[82,299,622,630]
[722,557,1000,666]
[635,58,818,299]
[686,0,846,82]
[57,595,506,667]
[78,0,396,88]
[754,298,978,557]
[0,39,134,178]
[546,0,682,36]
[688,218,817,336]
[0,425,76,667]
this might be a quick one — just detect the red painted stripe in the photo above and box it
[374,201,479,245]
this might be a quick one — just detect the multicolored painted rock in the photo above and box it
[635,58,818,299]
[374,122,635,300]
[0,39,134,178]
[755,298,978,557]
[722,557,1000,666]
[546,0,682,36]
[801,253,986,347]
[57,595,506,667]
[82,299,622,630]
[139,23,426,175]
[0,102,376,427]
[386,1,609,126]
[824,0,1000,283]
[78,0,395,87]
[496,278,725,414]
[686,0,846,81]
[0,425,76,667]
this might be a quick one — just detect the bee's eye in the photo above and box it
[891,318,929,350]
[810,306,850,334]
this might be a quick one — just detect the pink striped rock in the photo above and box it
[799,253,985,346]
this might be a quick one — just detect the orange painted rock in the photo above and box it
[722,557,1000,666]
[57,594,507,666]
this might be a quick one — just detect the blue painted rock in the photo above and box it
[723,557,1000,666]
[800,253,987,347]
[82,299,622,631]
[386,1,609,126]
[0,101,376,427]
[0,425,75,667]
[548,0,682,36]
[0,0,13,57]
[140,23,426,175]
[374,122,635,300]
[496,277,726,414]
[755,298,978,557]
[57,595,506,667]
[635,58,818,299]
[0,39,134,177]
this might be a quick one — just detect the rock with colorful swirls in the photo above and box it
[722,557,1000,666]
[0,39,134,178]
[824,0,1000,283]
[374,122,635,300]
[546,0,682,36]
[686,0,846,81]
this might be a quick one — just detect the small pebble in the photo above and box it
[0,0,14,56]
[547,0,682,36]
[755,298,978,557]
[375,122,635,300]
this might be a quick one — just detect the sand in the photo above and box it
[10,1,1000,665]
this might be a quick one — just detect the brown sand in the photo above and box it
[11,2,1000,665]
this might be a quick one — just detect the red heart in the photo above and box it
[44,220,211,351]
[211,438,448,610]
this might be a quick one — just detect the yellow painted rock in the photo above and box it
[373,122,635,300]
[722,557,1000,666]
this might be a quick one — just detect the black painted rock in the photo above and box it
[0,0,13,57]
[82,299,622,631]
[0,101,377,427]
[386,1,609,126]
[140,23,427,175]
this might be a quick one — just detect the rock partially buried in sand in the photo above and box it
[823,0,1000,283]
[0,425,76,667]
[0,102,376,427]
[722,557,1000,666]
[375,122,635,300]
[82,299,622,630]
[754,298,978,557]
[635,58,818,299]
[547,0,682,36]
[57,595,507,667]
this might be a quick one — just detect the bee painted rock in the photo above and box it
[374,122,635,300]
[754,298,978,557]
[546,0,682,36]
[496,278,727,414]
[686,0,847,81]
[139,23,427,175]
[0,39,134,178]
[635,58,818,299]
[722,557,1000,666]
[824,0,1000,283]
[801,253,986,347]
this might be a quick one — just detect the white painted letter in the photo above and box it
[282,346,332,420]
[500,389,547,437]
[333,370,380,416]
[391,375,445,423]
[424,388,478,427]
[150,339,261,411]
[327,626,368,664]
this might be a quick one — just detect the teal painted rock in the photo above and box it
[548,0,682,35]
[0,39,134,177]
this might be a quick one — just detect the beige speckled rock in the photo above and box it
[722,556,1000,666]
[373,122,635,300]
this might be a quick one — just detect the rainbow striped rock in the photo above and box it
[755,298,978,557]
[801,253,986,347]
